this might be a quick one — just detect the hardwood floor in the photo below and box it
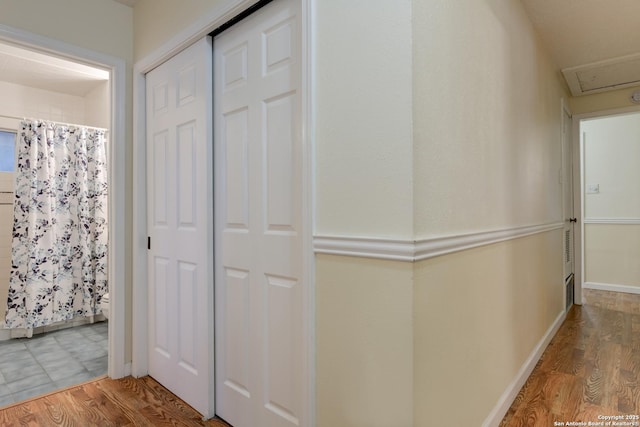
[500,289,640,426]
[2,289,637,426]
[0,375,232,426]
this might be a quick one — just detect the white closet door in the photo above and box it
[214,0,303,426]
[146,37,214,418]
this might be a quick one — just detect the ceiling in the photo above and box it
[111,0,138,7]
[0,42,109,97]
[521,0,640,96]
[0,1,637,99]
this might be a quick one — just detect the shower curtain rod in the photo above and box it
[0,114,108,132]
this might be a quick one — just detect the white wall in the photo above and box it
[84,81,111,130]
[314,0,414,239]
[412,0,564,237]
[0,81,86,125]
[583,114,640,219]
[582,113,640,289]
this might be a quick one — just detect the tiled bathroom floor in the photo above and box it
[0,321,108,407]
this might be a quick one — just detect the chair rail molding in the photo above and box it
[314,222,564,262]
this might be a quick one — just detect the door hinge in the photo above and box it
[147,236,151,250]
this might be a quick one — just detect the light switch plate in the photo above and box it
[586,184,599,194]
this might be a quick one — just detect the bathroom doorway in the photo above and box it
[0,38,115,405]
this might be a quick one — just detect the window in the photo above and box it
[0,130,16,172]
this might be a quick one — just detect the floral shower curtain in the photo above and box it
[4,120,108,330]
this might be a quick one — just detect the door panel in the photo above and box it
[562,107,575,300]
[214,1,303,426]
[146,37,214,418]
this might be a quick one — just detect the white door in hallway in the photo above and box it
[146,37,214,418]
[214,0,304,426]
[562,107,575,297]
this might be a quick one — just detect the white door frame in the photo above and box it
[132,0,315,424]
[572,104,640,305]
[0,24,128,378]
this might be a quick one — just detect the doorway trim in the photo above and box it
[0,23,128,378]
[572,104,640,305]
[131,0,315,424]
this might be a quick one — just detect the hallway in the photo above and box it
[501,289,640,425]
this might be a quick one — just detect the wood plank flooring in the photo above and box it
[500,289,640,426]
[0,375,232,426]
[3,289,637,426]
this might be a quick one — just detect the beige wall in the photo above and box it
[316,255,413,427]
[134,0,227,61]
[582,114,640,288]
[1,0,133,357]
[414,231,563,426]
[585,224,640,287]
[0,0,132,60]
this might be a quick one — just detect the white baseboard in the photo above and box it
[583,218,640,225]
[583,282,640,294]
[482,310,566,427]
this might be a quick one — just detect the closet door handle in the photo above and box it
[569,218,577,223]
